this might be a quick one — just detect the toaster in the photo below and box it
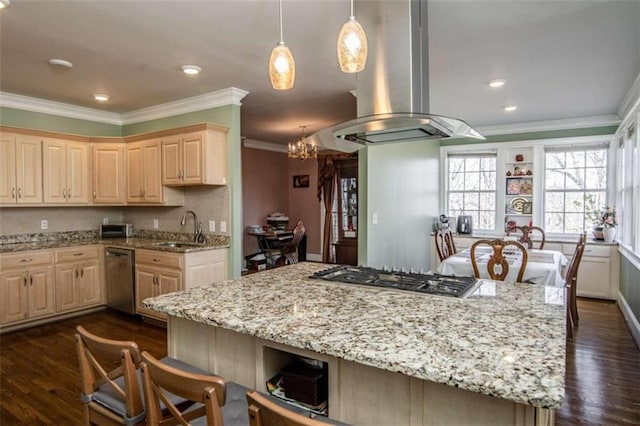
[100,223,134,238]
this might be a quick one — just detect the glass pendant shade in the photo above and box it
[269,42,295,90]
[337,16,368,73]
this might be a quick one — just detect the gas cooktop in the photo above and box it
[309,266,478,298]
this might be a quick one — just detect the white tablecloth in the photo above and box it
[437,248,569,286]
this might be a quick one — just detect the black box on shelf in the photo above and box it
[280,361,328,407]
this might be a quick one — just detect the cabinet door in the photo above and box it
[28,266,55,318]
[162,137,182,185]
[135,266,157,317]
[0,135,17,204]
[158,269,182,295]
[0,271,28,323]
[143,140,163,202]
[182,133,204,184]
[55,263,79,312]
[66,142,90,204]
[576,256,611,299]
[42,139,67,204]
[78,260,101,306]
[127,142,144,202]
[93,144,126,204]
[16,136,43,204]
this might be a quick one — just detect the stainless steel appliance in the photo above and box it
[105,247,135,314]
[457,215,473,234]
[100,223,133,238]
[310,266,477,298]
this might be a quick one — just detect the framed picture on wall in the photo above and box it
[293,174,309,188]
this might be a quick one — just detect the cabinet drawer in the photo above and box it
[55,245,99,263]
[579,244,610,258]
[0,250,53,269]
[136,249,184,270]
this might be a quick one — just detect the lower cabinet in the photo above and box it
[0,250,56,324]
[135,248,228,321]
[54,245,102,313]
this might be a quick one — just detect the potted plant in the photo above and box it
[592,207,617,242]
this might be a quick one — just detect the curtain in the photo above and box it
[318,157,337,263]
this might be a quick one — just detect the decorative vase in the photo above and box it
[603,226,616,243]
[592,226,604,240]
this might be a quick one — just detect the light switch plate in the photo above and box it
[372,213,378,225]
[220,221,227,233]
[153,219,159,229]
[209,220,216,232]
[103,217,109,224]
[41,219,48,230]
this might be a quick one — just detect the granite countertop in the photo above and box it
[0,231,229,254]
[143,262,566,409]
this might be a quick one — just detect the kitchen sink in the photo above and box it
[155,241,204,248]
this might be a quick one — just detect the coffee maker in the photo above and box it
[456,215,473,234]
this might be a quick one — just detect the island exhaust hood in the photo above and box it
[309,0,484,152]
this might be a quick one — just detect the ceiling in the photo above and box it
[1,1,639,146]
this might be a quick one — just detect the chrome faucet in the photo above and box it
[180,210,203,243]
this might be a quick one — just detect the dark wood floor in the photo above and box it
[1,300,639,425]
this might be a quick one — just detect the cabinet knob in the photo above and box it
[18,188,22,199]
[80,268,84,277]
[23,275,28,286]
[11,188,15,199]
[30,275,33,285]
[63,188,67,198]
[152,258,160,262]
[73,252,84,256]
[93,191,97,199]
[75,268,79,278]
[20,258,33,263]
[68,188,72,198]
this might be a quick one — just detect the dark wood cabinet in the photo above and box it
[333,159,358,265]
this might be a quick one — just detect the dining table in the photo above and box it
[437,246,569,286]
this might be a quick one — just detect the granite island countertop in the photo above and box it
[143,262,566,409]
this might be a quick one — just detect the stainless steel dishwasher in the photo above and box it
[105,247,136,314]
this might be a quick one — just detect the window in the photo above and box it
[616,121,639,253]
[544,146,608,234]
[447,154,497,231]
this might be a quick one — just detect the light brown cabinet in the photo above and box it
[54,245,102,313]
[0,250,55,324]
[0,133,43,205]
[92,143,126,204]
[161,128,227,186]
[127,139,184,205]
[42,139,90,204]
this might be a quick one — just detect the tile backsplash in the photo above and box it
[0,186,229,237]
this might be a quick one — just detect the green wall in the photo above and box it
[121,108,234,136]
[620,256,640,325]
[441,126,618,146]
[0,107,122,136]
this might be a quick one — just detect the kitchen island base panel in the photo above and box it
[166,316,553,426]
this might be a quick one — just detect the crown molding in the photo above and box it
[120,87,249,125]
[242,138,287,153]
[0,87,249,127]
[618,73,640,126]
[476,114,621,137]
[0,91,123,125]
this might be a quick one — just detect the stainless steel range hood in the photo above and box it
[309,0,484,152]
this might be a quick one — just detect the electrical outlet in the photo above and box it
[372,213,378,225]
[153,219,159,229]
[102,217,109,225]
[209,220,216,232]
[220,221,227,233]
[41,219,48,230]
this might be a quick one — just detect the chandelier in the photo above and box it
[288,126,318,160]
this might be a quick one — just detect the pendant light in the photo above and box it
[269,0,295,90]
[337,0,368,73]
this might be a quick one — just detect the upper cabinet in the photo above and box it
[42,139,90,204]
[0,133,43,205]
[162,127,227,186]
[92,143,126,204]
[127,139,183,205]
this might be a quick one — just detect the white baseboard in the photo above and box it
[617,292,640,348]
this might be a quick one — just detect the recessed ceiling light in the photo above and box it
[181,65,202,75]
[488,79,506,88]
[0,0,10,10]
[504,105,518,112]
[93,94,109,102]
[48,58,73,69]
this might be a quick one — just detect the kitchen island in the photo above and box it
[144,262,566,426]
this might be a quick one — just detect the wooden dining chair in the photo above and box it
[276,220,306,266]
[246,390,343,426]
[506,225,546,249]
[565,233,587,338]
[75,325,145,426]
[434,229,457,262]
[470,239,528,282]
